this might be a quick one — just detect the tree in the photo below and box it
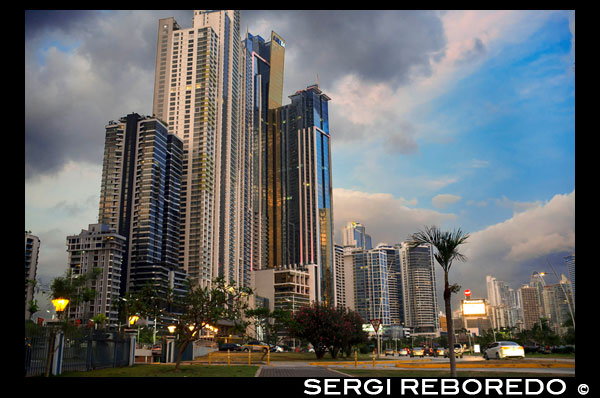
[407,225,469,377]
[49,267,102,321]
[289,303,368,359]
[144,277,252,371]
[337,307,368,357]
[245,307,293,346]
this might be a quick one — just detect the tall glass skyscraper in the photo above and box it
[98,113,186,297]
[342,221,372,250]
[265,84,335,304]
[240,30,286,286]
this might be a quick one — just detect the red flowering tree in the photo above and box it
[290,303,367,359]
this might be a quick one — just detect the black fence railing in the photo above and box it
[25,323,131,377]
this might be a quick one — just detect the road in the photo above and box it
[256,355,575,377]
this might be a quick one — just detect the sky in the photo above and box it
[25,10,575,313]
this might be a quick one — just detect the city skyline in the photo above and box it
[25,10,575,310]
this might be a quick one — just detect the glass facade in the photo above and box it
[99,114,185,298]
[353,249,391,325]
[262,85,334,304]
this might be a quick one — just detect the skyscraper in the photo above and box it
[517,284,541,331]
[25,232,40,320]
[240,30,286,286]
[342,221,372,250]
[65,224,126,324]
[98,113,185,297]
[565,253,575,309]
[264,84,335,304]
[398,242,439,335]
[351,247,391,326]
[153,10,249,289]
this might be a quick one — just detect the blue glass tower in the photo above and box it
[267,84,335,304]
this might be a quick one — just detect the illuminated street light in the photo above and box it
[128,315,140,326]
[51,298,70,313]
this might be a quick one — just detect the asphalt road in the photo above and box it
[256,355,575,377]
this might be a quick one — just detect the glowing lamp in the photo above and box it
[167,325,177,334]
[51,298,70,313]
[128,315,140,326]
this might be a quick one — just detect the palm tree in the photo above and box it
[407,225,469,377]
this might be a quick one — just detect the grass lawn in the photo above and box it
[59,364,259,377]
[339,369,575,378]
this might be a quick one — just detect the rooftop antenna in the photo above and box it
[316,72,320,88]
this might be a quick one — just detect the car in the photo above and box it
[384,349,395,356]
[270,345,284,353]
[410,347,425,357]
[219,343,241,352]
[435,347,446,357]
[444,343,464,358]
[240,341,270,353]
[398,348,409,356]
[483,341,525,360]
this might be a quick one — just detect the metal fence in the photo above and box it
[24,325,52,377]
[25,323,131,377]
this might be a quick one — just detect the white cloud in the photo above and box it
[332,188,456,244]
[432,194,462,209]
[449,190,575,299]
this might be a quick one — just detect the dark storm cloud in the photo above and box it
[241,10,447,93]
[25,10,99,39]
[25,10,191,181]
[25,10,447,181]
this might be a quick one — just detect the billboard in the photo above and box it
[462,299,487,316]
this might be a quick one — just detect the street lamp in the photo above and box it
[128,315,140,326]
[167,325,177,334]
[51,298,70,314]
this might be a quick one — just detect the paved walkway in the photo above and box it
[258,365,348,377]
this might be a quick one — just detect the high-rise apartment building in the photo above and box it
[398,242,439,335]
[565,253,575,309]
[541,275,573,335]
[153,10,244,289]
[517,284,541,331]
[25,232,41,319]
[486,275,519,329]
[98,113,186,297]
[351,248,391,326]
[65,224,126,324]
[342,221,372,250]
[334,244,347,308]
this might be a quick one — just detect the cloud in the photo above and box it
[432,194,461,209]
[25,10,188,181]
[448,190,575,302]
[332,188,456,245]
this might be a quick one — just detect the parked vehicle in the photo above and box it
[444,344,464,358]
[398,348,409,356]
[240,341,270,353]
[410,347,425,357]
[384,349,395,356]
[270,345,284,353]
[483,341,525,360]
[219,343,241,352]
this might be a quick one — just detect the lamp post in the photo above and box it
[129,315,140,344]
[45,297,70,377]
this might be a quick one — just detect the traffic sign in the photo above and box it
[369,319,382,333]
